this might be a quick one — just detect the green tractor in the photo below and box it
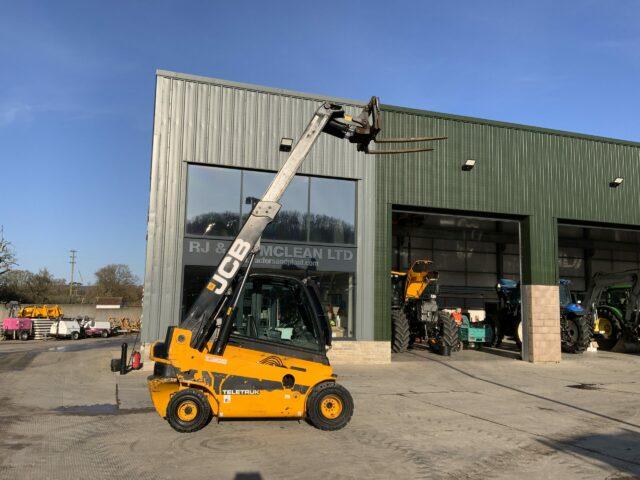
[485,278,591,353]
[584,270,640,351]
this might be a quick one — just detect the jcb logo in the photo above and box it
[211,239,252,294]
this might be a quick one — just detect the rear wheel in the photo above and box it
[71,331,80,340]
[593,310,620,351]
[166,389,212,433]
[19,331,29,341]
[391,308,410,353]
[561,315,590,353]
[514,319,523,349]
[438,311,460,355]
[306,382,353,431]
[100,330,109,338]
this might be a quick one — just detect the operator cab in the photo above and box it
[226,273,332,364]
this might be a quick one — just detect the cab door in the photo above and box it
[218,275,332,418]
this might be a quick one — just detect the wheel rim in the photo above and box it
[517,321,523,342]
[320,394,343,419]
[177,400,198,422]
[595,317,613,339]
[565,319,579,343]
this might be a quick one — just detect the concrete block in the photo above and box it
[521,284,561,363]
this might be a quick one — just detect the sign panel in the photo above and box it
[183,238,356,272]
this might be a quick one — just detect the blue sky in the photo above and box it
[1,0,638,283]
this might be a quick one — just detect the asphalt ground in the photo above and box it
[0,336,639,480]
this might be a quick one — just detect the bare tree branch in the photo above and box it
[0,237,17,277]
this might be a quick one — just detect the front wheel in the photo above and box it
[438,311,461,355]
[20,331,30,341]
[561,315,591,353]
[166,389,212,433]
[593,310,620,351]
[71,331,80,340]
[100,330,109,338]
[391,309,410,353]
[306,382,354,431]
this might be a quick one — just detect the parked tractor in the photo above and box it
[390,259,460,354]
[584,270,640,351]
[485,279,590,353]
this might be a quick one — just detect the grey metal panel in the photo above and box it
[180,80,366,179]
[142,72,373,344]
[356,157,376,340]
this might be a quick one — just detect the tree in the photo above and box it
[0,236,17,276]
[94,264,142,303]
[24,268,55,303]
[0,269,32,302]
[0,268,56,303]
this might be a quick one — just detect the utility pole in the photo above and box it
[69,250,77,300]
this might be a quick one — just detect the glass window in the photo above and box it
[242,170,309,242]
[185,165,357,244]
[311,272,355,339]
[232,277,321,350]
[309,177,356,244]
[185,165,241,237]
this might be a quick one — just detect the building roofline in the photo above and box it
[156,69,366,107]
[381,103,640,149]
[157,69,640,149]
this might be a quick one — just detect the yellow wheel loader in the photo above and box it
[147,98,445,432]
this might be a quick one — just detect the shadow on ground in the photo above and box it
[537,430,640,477]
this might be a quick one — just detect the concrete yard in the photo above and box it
[0,337,639,480]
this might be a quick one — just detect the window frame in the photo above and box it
[228,274,327,355]
[184,163,357,247]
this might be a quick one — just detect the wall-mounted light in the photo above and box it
[609,177,624,188]
[462,159,476,171]
[279,137,294,152]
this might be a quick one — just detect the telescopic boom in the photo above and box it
[181,97,446,352]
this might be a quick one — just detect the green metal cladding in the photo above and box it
[373,105,640,341]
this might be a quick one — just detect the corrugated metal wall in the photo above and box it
[143,70,640,345]
[373,106,640,340]
[142,71,376,343]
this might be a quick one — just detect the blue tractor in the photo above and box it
[485,279,591,353]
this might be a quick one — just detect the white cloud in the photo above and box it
[0,102,34,127]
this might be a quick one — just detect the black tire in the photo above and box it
[100,330,109,338]
[438,311,460,354]
[485,316,502,347]
[71,331,80,340]
[391,308,410,353]
[306,382,354,431]
[594,310,621,351]
[19,331,29,341]
[166,389,212,433]
[561,315,591,353]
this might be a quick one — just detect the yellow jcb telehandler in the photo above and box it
[391,259,460,354]
[147,98,445,432]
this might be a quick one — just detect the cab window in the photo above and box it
[231,278,321,351]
